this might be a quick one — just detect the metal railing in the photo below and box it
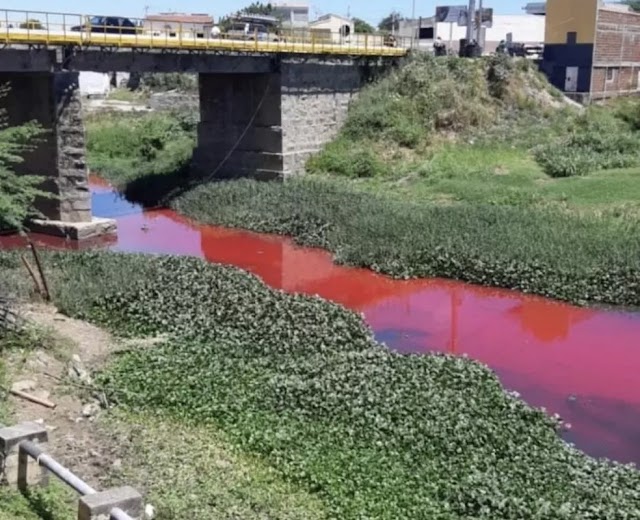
[0,8,410,57]
[19,440,136,520]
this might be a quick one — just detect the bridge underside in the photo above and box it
[0,48,395,238]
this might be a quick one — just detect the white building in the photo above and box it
[272,1,309,29]
[309,13,354,40]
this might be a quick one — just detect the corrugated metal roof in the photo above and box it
[145,13,213,24]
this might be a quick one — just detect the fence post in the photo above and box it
[0,422,49,489]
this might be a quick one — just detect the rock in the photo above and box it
[82,402,100,418]
[11,379,37,393]
[144,504,156,520]
[34,418,45,425]
[112,458,122,471]
[69,356,92,385]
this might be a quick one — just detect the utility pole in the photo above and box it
[476,0,483,48]
[466,0,475,43]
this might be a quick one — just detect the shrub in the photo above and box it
[85,111,196,187]
[306,140,384,178]
[14,250,638,520]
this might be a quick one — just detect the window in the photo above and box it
[419,27,434,40]
[566,31,577,45]
[606,68,618,82]
[292,10,308,22]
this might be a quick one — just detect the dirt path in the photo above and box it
[5,304,124,489]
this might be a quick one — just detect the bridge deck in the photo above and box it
[1,9,409,57]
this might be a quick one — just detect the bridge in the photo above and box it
[0,9,407,240]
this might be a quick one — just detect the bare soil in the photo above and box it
[5,304,126,489]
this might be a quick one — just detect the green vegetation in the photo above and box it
[2,250,637,519]
[85,110,196,205]
[0,86,49,232]
[82,55,640,307]
[0,485,75,520]
[108,411,325,519]
[173,178,640,306]
[353,18,374,34]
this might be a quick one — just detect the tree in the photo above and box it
[241,2,274,15]
[378,11,403,32]
[622,0,640,11]
[0,85,50,232]
[353,18,374,34]
[19,19,45,30]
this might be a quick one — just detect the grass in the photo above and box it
[1,250,637,519]
[107,411,325,520]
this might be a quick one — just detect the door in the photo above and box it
[565,66,579,92]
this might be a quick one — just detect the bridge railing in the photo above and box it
[0,8,411,56]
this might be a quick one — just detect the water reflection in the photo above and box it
[1,179,639,465]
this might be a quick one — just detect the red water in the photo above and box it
[2,177,640,465]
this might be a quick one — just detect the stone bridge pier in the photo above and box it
[0,70,115,239]
[192,58,370,179]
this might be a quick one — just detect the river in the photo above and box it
[2,176,639,465]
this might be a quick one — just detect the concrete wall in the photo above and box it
[192,58,365,179]
[0,72,91,222]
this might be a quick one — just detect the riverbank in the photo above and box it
[2,250,639,519]
[84,56,640,308]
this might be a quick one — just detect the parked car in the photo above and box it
[226,21,279,42]
[70,16,138,35]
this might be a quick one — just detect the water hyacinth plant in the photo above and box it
[2,250,633,520]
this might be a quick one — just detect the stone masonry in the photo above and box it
[0,71,115,238]
[0,72,91,221]
[192,57,368,179]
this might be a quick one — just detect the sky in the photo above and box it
[4,0,529,26]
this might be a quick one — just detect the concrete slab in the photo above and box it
[28,217,117,241]
[78,486,143,520]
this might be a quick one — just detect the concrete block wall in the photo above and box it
[192,58,365,180]
[0,71,91,222]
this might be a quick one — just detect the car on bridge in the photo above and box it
[70,16,139,35]
[225,14,280,42]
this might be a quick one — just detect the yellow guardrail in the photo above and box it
[0,9,409,57]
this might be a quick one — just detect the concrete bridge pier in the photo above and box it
[0,71,115,239]
[192,58,365,180]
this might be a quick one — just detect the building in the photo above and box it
[272,1,309,29]
[143,13,214,38]
[309,14,354,41]
[542,0,640,100]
